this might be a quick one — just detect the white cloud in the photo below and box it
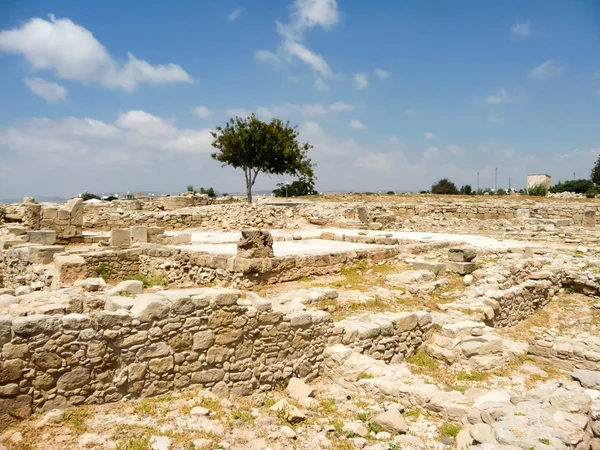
[315,77,329,91]
[486,88,515,104]
[283,40,333,78]
[255,50,279,63]
[227,108,249,118]
[354,73,368,90]
[0,110,213,161]
[0,14,193,91]
[350,119,366,130]
[354,153,393,171]
[511,21,532,38]
[228,8,243,21]
[257,0,339,84]
[194,106,211,119]
[290,0,339,31]
[256,106,292,120]
[298,120,362,157]
[374,69,390,80]
[24,77,67,103]
[447,144,466,157]
[329,101,353,112]
[528,60,565,80]
[422,146,439,160]
[424,131,434,141]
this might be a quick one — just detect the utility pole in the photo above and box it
[509,176,511,192]
[495,168,498,192]
[477,172,479,192]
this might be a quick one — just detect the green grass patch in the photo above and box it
[407,351,439,373]
[456,370,488,382]
[64,407,89,434]
[128,272,167,287]
[93,264,112,280]
[439,422,461,438]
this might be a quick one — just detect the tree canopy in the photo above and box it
[211,114,314,203]
[592,154,600,186]
[431,178,459,195]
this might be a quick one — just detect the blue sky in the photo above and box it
[0,0,599,199]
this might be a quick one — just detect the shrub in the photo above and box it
[80,192,100,201]
[186,185,195,193]
[586,188,598,198]
[0,208,6,223]
[93,265,112,280]
[550,179,595,194]
[206,187,216,198]
[527,183,548,196]
[496,189,506,196]
[431,178,459,195]
[386,191,395,195]
[106,196,118,202]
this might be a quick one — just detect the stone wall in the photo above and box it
[0,288,334,429]
[529,333,600,371]
[0,245,63,289]
[22,198,84,243]
[333,312,433,363]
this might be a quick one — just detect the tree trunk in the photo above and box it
[246,184,252,204]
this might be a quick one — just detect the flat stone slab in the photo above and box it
[173,239,388,256]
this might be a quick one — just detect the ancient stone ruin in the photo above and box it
[1,194,600,449]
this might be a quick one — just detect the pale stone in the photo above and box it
[286,377,314,400]
[371,409,407,434]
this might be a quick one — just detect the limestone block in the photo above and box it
[26,245,65,264]
[26,230,57,245]
[110,280,144,296]
[237,230,274,258]
[109,229,131,248]
[65,197,84,226]
[130,226,148,244]
[7,227,27,236]
[446,261,476,275]
[448,248,477,262]
[53,254,87,287]
[584,210,597,227]
[42,207,58,220]
[357,206,370,224]
[23,197,35,204]
[412,261,446,276]
[57,209,70,220]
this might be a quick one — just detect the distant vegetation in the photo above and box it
[550,179,595,195]
[272,177,317,197]
[431,178,459,195]
[186,185,217,198]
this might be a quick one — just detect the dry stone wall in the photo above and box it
[529,333,600,371]
[0,288,334,429]
[333,312,433,363]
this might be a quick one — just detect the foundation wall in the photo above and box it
[0,289,334,429]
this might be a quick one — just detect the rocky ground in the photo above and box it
[2,197,600,450]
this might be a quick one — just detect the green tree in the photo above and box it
[272,177,317,197]
[206,187,216,198]
[186,185,195,193]
[459,185,472,195]
[431,178,459,195]
[591,154,600,185]
[211,113,314,203]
